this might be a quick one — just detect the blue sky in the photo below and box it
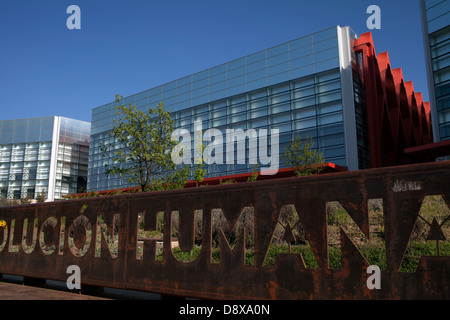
[0,0,430,123]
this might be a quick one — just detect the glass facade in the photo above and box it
[353,70,370,169]
[54,117,90,200]
[88,26,359,191]
[421,0,450,141]
[0,117,90,201]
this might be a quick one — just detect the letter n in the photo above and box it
[95,214,120,258]
[327,199,385,269]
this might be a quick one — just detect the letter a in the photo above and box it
[67,5,81,30]
[66,265,81,290]
[366,5,381,30]
[171,129,192,165]
[366,265,381,290]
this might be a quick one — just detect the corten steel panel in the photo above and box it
[0,161,449,299]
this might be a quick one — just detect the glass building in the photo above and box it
[420,0,450,141]
[0,116,90,201]
[87,26,363,191]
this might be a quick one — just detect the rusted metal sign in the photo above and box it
[0,161,449,299]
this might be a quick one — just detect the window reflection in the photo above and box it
[88,26,352,191]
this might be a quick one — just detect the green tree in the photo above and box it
[35,189,47,203]
[281,134,324,176]
[247,164,259,182]
[101,95,188,192]
[192,143,207,187]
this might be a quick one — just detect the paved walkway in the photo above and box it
[0,281,108,300]
[0,274,164,300]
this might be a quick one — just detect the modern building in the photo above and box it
[353,32,434,167]
[88,25,433,192]
[420,0,450,143]
[0,116,90,201]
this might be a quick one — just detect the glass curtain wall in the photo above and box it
[88,26,352,191]
[421,0,450,140]
[0,117,54,200]
[0,117,90,201]
[54,117,90,200]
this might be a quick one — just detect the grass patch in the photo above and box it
[159,195,449,273]
[164,242,449,273]
[400,241,450,272]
